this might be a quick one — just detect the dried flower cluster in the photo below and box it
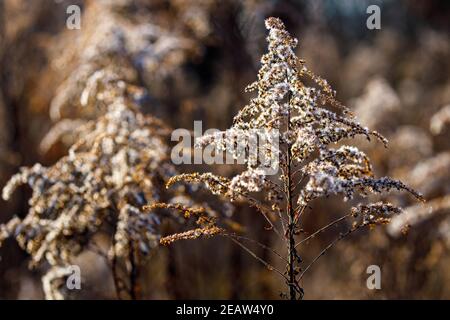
[0,8,436,299]
[351,202,402,227]
[155,17,423,299]
[0,95,185,298]
[42,0,207,153]
[0,0,211,296]
[352,77,401,131]
[387,114,450,237]
[338,75,450,298]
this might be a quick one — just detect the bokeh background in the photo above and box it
[0,0,449,299]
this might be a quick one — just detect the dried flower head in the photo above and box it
[0,95,188,296]
[157,17,423,299]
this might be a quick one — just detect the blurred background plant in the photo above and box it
[0,0,449,299]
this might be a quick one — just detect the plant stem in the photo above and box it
[128,241,139,300]
[286,143,298,299]
[111,255,120,299]
[285,75,299,300]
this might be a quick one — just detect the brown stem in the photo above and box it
[128,241,140,300]
[285,74,300,300]
[110,233,124,300]
[286,152,297,300]
[111,253,123,300]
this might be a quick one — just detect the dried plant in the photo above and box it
[153,17,423,299]
[388,114,450,241]
[44,0,206,150]
[0,0,227,300]
[322,93,450,298]
[0,93,183,299]
[0,13,227,295]
[351,77,401,132]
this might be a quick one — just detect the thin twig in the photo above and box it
[294,213,352,248]
[111,252,123,300]
[291,167,303,178]
[299,224,366,279]
[87,242,110,265]
[216,180,283,239]
[226,232,288,263]
[226,236,288,281]
[128,240,140,300]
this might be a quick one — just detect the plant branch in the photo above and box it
[226,232,288,263]
[227,236,288,281]
[299,224,366,279]
[295,213,352,248]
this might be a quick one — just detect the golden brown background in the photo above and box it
[0,0,449,299]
